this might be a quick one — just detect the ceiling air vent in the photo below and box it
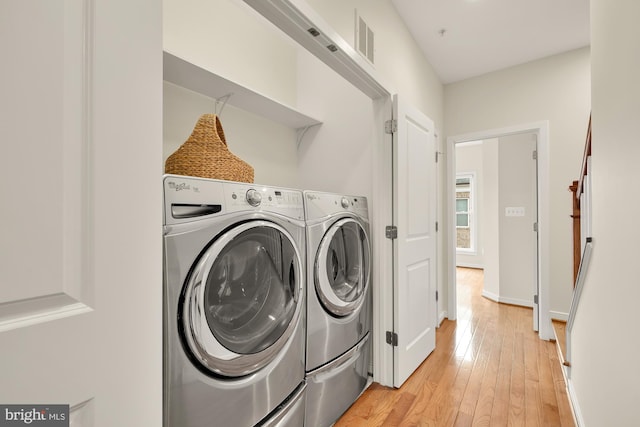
[355,11,375,65]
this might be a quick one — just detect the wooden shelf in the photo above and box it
[163,51,322,129]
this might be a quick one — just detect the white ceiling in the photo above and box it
[391,0,590,84]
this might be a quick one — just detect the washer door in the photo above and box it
[182,220,303,377]
[315,218,370,317]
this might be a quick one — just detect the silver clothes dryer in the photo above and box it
[163,175,307,427]
[303,191,372,427]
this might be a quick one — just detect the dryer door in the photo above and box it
[315,218,370,317]
[182,220,303,377]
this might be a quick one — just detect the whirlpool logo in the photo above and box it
[167,181,200,193]
[167,181,190,191]
[0,405,68,426]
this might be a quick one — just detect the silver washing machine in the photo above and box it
[163,175,307,427]
[303,191,372,427]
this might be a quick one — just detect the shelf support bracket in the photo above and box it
[214,93,233,116]
[296,123,321,147]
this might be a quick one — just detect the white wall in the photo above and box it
[445,47,590,320]
[570,1,640,425]
[455,143,484,268]
[295,50,375,198]
[163,82,300,187]
[93,2,164,419]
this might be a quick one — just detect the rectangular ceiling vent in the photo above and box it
[355,10,375,65]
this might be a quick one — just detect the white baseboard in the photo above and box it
[566,378,585,427]
[455,262,484,269]
[552,326,582,427]
[550,311,569,322]
[499,296,533,308]
[481,290,533,308]
[482,289,500,302]
[438,310,447,327]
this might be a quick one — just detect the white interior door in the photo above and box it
[392,95,437,388]
[0,2,95,419]
[495,134,539,330]
[532,137,540,331]
[0,0,161,424]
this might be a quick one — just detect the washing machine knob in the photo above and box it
[341,197,350,209]
[246,189,262,207]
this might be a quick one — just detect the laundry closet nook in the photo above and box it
[162,1,384,425]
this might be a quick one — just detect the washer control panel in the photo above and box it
[163,175,304,224]
[225,183,304,220]
[227,185,302,208]
[245,189,262,207]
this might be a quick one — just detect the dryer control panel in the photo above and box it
[303,191,369,221]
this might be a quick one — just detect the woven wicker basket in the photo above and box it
[165,114,254,183]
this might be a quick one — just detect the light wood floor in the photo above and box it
[336,267,575,426]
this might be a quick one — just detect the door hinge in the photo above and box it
[435,151,439,163]
[385,225,398,239]
[385,119,397,134]
[534,294,539,304]
[533,222,538,232]
[436,290,439,302]
[435,221,439,232]
[386,331,398,346]
[532,150,538,160]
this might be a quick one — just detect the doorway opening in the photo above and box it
[446,122,552,340]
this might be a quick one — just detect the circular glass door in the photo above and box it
[181,220,302,377]
[315,218,370,317]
